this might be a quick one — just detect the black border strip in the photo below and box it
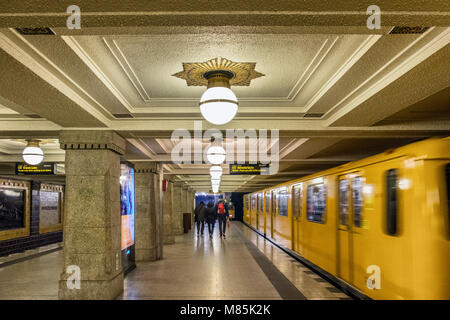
[233,224,306,300]
[0,246,62,269]
[242,221,371,300]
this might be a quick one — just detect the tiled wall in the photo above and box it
[0,181,63,257]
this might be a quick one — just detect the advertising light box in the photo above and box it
[120,163,136,273]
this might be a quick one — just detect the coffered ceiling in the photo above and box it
[0,1,449,192]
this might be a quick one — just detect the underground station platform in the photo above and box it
[0,1,449,316]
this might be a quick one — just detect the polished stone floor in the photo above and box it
[0,222,350,300]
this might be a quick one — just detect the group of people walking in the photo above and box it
[194,199,230,239]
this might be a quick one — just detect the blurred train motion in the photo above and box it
[243,137,450,300]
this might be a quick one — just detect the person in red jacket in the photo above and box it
[215,199,229,239]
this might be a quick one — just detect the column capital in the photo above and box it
[163,176,174,183]
[173,181,184,187]
[59,130,126,155]
[134,162,159,174]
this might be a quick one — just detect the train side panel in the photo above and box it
[298,177,338,276]
[411,159,449,299]
[243,138,450,300]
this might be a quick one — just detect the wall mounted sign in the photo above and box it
[15,163,56,175]
[229,164,270,175]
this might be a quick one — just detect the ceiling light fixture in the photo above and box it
[22,140,44,165]
[210,165,223,179]
[207,146,226,165]
[199,71,238,125]
[172,57,264,126]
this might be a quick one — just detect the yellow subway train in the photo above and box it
[243,137,450,300]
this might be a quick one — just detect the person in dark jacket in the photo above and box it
[204,202,216,238]
[215,199,229,239]
[194,201,206,235]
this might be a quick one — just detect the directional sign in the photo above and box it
[229,164,270,175]
[15,163,56,175]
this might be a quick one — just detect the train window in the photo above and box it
[307,183,326,223]
[265,193,270,213]
[245,196,249,211]
[292,184,302,217]
[353,177,364,227]
[386,169,398,236]
[278,189,288,216]
[339,179,349,225]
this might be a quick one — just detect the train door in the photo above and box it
[337,175,353,283]
[243,195,249,223]
[291,184,302,253]
[265,192,271,237]
[337,173,363,284]
[251,195,257,228]
[258,193,264,232]
[270,190,277,238]
[256,193,260,229]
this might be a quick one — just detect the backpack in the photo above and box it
[218,202,225,214]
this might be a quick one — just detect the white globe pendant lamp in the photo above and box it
[210,165,223,179]
[173,58,265,126]
[22,140,44,165]
[199,71,238,125]
[207,146,226,165]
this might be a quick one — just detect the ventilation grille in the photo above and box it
[113,113,134,119]
[15,27,55,35]
[389,26,430,34]
[24,114,43,119]
[303,113,324,118]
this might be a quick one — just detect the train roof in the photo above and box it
[248,136,450,195]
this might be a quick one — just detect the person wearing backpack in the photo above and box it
[215,199,229,239]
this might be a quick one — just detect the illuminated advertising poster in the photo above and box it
[120,163,136,273]
[120,164,135,250]
[0,188,26,231]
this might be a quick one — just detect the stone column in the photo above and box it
[188,188,195,227]
[155,165,164,260]
[162,178,175,244]
[134,162,162,262]
[172,182,184,235]
[58,130,124,300]
[182,185,188,230]
[182,185,188,214]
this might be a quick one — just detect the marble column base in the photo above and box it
[58,271,123,300]
[164,234,175,245]
[135,247,156,262]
